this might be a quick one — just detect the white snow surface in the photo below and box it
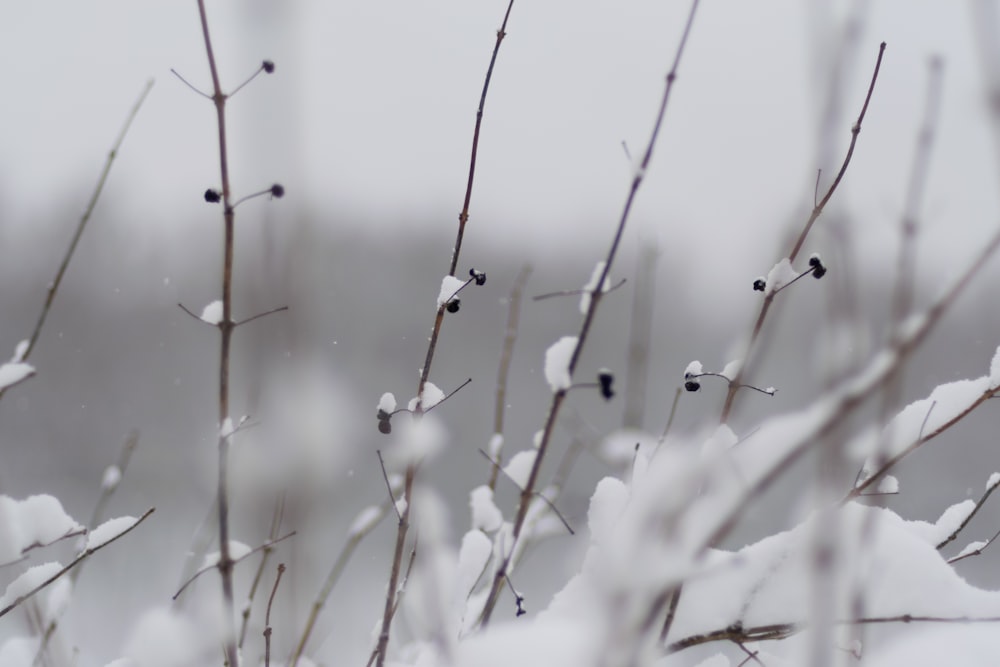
[348,505,384,537]
[101,465,122,491]
[877,475,899,494]
[378,392,397,414]
[503,450,537,489]
[720,359,742,380]
[0,494,84,562]
[437,275,465,308]
[469,485,503,532]
[201,541,252,570]
[12,339,29,363]
[0,561,62,607]
[0,361,34,391]
[764,257,797,294]
[544,336,577,392]
[988,472,1000,492]
[408,382,445,411]
[85,515,139,551]
[684,359,703,377]
[487,433,503,459]
[579,261,610,314]
[199,300,223,324]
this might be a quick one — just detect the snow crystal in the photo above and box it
[470,485,503,532]
[877,475,899,494]
[12,340,29,363]
[544,336,577,392]
[684,360,703,378]
[86,516,139,551]
[101,465,122,491]
[200,300,223,324]
[0,562,62,607]
[378,392,397,415]
[487,433,503,459]
[348,505,383,537]
[504,450,537,488]
[579,261,611,314]
[764,258,797,294]
[988,473,1000,492]
[0,361,34,391]
[437,275,466,308]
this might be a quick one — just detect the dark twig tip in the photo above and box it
[262,60,275,74]
[204,189,222,203]
[270,184,285,199]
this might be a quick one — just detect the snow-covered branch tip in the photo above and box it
[375,379,472,434]
[752,254,827,294]
[682,360,775,396]
[437,269,487,314]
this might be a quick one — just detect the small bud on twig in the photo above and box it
[204,189,222,203]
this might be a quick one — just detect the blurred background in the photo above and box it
[3,1,1000,665]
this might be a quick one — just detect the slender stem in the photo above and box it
[478,0,702,626]
[719,42,887,423]
[193,2,239,665]
[374,4,518,664]
[0,80,153,404]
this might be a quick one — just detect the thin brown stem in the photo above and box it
[263,563,285,667]
[0,80,153,404]
[374,4,518,664]
[720,42,887,423]
[489,264,532,489]
[478,0,702,627]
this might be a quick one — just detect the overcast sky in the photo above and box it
[3,1,999,301]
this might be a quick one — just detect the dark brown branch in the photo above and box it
[477,449,574,535]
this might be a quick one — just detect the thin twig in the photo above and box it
[377,451,403,522]
[375,4,517,664]
[0,80,154,404]
[667,614,1000,653]
[490,264,532,489]
[532,278,627,301]
[720,42,887,423]
[233,306,289,328]
[936,477,1000,550]
[947,526,1000,564]
[0,508,154,619]
[173,531,296,601]
[478,0,702,627]
[239,493,286,648]
[477,449,574,535]
[263,563,285,667]
[170,68,211,99]
[287,501,391,667]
